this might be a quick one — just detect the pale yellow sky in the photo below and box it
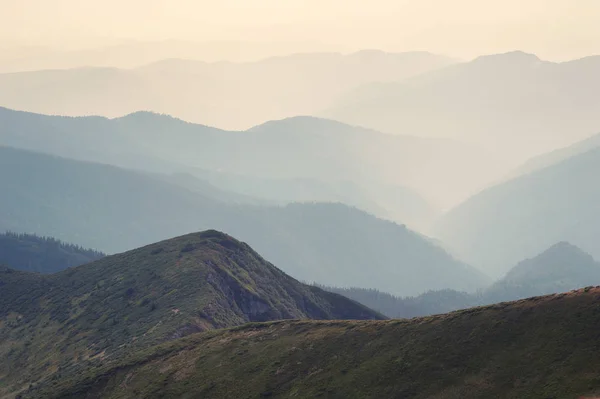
[2,0,600,60]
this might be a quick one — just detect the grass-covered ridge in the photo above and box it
[26,287,600,399]
[0,230,383,398]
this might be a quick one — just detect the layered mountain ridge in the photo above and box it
[0,145,489,296]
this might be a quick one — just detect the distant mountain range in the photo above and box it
[0,230,383,397]
[0,50,455,129]
[435,144,600,277]
[325,242,600,318]
[319,285,480,319]
[0,106,508,214]
[4,46,600,399]
[0,146,488,296]
[513,130,600,178]
[0,41,355,72]
[325,51,600,163]
[482,242,600,304]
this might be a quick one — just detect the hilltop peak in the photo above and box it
[532,241,594,263]
[482,242,600,304]
[504,241,597,281]
[545,240,584,252]
[116,110,182,122]
[471,50,542,66]
[249,115,342,130]
[168,229,235,242]
[247,115,382,137]
[145,230,251,254]
[0,231,383,393]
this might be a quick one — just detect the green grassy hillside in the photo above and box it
[26,287,600,399]
[0,231,383,398]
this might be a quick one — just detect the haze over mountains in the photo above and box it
[2,48,599,299]
[3,26,600,399]
[0,50,455,130]
[7,48,600,167]
[0,106,507,213]
[325,51,600,162]
[0,146,488,296]
[435,146,600,277]
[323,242,600,318]
[0,40,354,72]
[513,130,600,178]
[4,0,600,396]
[482,242,600,305]
[3,49,599,203]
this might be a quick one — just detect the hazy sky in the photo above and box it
[2,0,600,60]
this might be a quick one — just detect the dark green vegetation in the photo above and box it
[0,146,488,296]
[0,231,383,398]
[322,242,600,318]
[25,287,600,399]
[436,147,600,277]
[0,232,104,273]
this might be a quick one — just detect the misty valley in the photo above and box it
[2,3,600,397]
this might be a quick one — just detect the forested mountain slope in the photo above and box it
[0,232,104,273]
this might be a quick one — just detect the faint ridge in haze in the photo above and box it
[512,130,600,178]
[325,51,600,163]
[0,106,507,216]
[0,50,456,130]
[435,147,600,277]
[322,242,600,318]
[0,145,489,296]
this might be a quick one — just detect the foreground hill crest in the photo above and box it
[25,286,600,399]
[0,230,383,397]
